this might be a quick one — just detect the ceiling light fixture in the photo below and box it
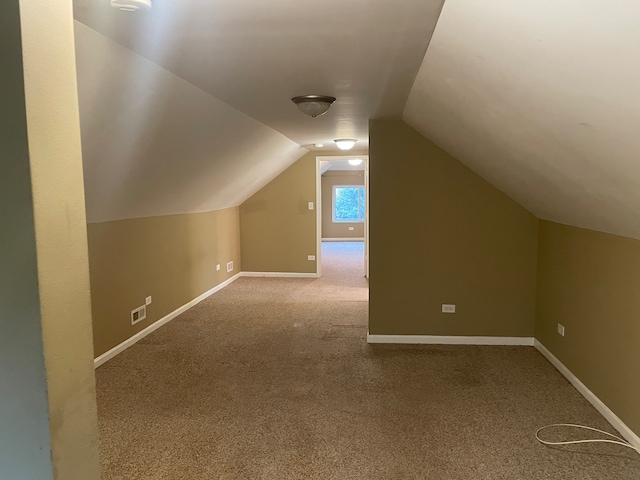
[348,159,363,166]
[334,139,357,151]
[314,143,324,148]
[111,0,151,11]
[291,95,336,118]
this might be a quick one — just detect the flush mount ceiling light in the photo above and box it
[348,159,363,166]
[314,143,324,148]
[111,0,151,11]
[334,139,357,151]
[291,95,336,118]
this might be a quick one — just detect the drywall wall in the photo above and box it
[536,221,640,436]
[369,120,538,337]
[88,208,240,357]
[240,152,317,273]
[404,0,640,240]
[8,0,101,478]
[0,2,54,476]
[74,22,305,223]
[322,170,365,239]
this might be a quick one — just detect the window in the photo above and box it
[333,185,365,223]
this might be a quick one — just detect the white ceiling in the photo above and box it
[404,0,640,239]
[74,0,445,148]
[73,0,640,239]
[75,22,304,223]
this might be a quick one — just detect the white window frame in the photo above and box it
[332,185,365,223]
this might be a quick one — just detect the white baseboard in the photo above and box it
[240,272,319,278]
[367,334,534,346]
[322,237,365,242]
[534,340,640,450]
[94,273,242,368]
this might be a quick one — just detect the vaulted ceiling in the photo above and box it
[74,0,444,149]
[74,0,640,239]
[75,22,305,223]
[404,0,640,239]
[73,0,444,222]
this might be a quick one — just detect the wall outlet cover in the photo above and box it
[131,305,146,325]
[216,264,221,271]
[308,255,316,261]
[557,323,565,336]
[226,261,234,272]
[145,296,152,305]
[442,304,456,314]
[308,202,314,210]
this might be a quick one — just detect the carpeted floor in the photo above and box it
[96,242,639,479]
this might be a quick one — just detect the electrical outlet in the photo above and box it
[145,296,152,305]
[226,261,233,272]
[308,255,316,261]
[216,264,221,271]
[308,202,314,210]
[131,305,146,325]
[442,304,456,314]
[348,227,354,231]
[557,323,565,336]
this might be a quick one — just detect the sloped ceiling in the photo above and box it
[74,0,444,149]
[404,0,640,239]
[75,22,305,223]
[73,0,445,223]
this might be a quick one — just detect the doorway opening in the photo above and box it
[315,156,369,280]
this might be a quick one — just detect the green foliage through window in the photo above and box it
[333,186,365,222]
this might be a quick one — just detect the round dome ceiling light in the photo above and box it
[111,0,151,11]
[334,139,357,151]
[291,95,336,118]
[348,159,363,166]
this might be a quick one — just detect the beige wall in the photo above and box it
[536,220,640,435]
[88,208,240,357]
[369,119,539,336]
[322,170,365,239]
[240,152,317,273]
[2,0,102,478]
[1,2,57,476]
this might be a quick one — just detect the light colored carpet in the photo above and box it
[96,242,639,479]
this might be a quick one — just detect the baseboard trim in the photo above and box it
[534,339,640,449]
[94,273,242,368]
[367,334,534,346]
[240,272,319,278]
[322,237,365,242]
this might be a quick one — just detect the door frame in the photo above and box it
[315,155,369,278]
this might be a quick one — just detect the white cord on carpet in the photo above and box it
[536,424,640,455]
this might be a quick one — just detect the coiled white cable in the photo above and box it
[536,424,640,455]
